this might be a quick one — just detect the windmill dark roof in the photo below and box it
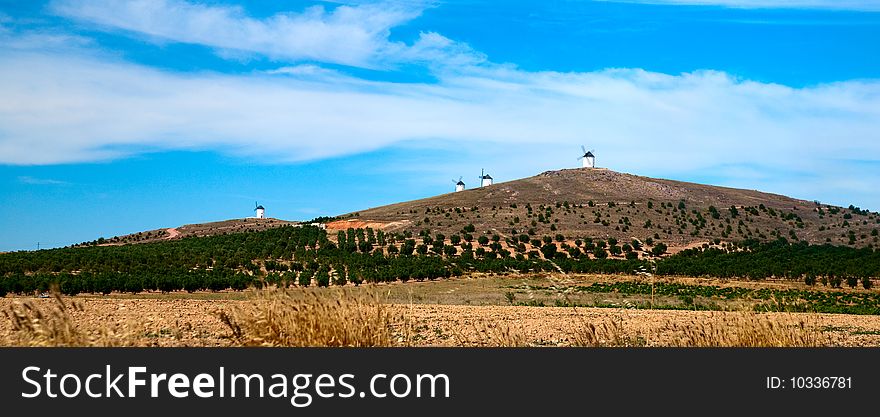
[457,180,465,185]
[255,205,265,210]
[481,174,493,179]
[584,151,595,158]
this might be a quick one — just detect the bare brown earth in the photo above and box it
[164,227,181,239]
[399,305,880,347]
[325,219,410,231]
[176,218,298,238]
[2,274,879,347]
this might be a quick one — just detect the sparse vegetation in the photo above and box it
[218,289,395,347]
[2,289,139,346]
[662,313,825,347]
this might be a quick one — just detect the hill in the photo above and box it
[333,168,879,253]
[3,168,878,314]
[74,218,297,247]
[68,168,879,257]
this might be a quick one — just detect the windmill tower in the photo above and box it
[453,177,466,192]
[254,202,265,219]
[478,169,493,187]
[578,146,596,168]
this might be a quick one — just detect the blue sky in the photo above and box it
[1,0,879,251]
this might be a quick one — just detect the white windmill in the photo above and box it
[453,176,466,192]
[578,146,596,168]
[254,202,265,219]
[478,169,493,187]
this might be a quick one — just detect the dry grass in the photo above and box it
[452,321,528,347]
[1,291,138,347]
[662,312,827,347]
[217,289,397,347]
[0,288,837,348]
[447,308,825,347]
[571,317,647,347]
[204,278,840,348]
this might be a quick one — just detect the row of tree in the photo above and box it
[1,227,878,296]
[657,239,880,280]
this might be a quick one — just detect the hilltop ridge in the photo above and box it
[74,168,878,255]
[75,218,296,247]
[333,168,877,252]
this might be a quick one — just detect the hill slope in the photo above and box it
[75,218,297,247]
[336,168,878,252]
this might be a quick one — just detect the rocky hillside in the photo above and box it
[75,218,297,247]
[335,168,878,252]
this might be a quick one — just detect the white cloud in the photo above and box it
[264,64,342,77]
[0,19,94,51]
[596,0,880,11]
[17,176,69,185]
[2,2,879,208]
[1,46,878,172]
[48,0,479,69]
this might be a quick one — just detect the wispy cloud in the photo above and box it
[17,176,69,185]
[1,1,879,209]
[1,45,878,172]
[264,64,342,77]
[596,0,880,11]
[0,17,94,51]
[48,0,479,69]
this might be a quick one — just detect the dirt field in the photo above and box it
[2,298,879,347]
[2,274,879,347]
